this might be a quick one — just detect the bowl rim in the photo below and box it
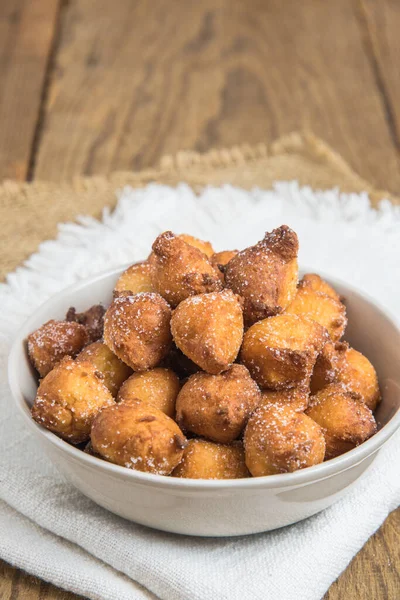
[8,265,400,491]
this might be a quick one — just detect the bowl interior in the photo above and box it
[8,266,400,487]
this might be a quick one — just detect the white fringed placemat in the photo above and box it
[1,182,399,600]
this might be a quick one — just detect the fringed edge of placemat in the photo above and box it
[1,131,398,278]
[0,131,396,203]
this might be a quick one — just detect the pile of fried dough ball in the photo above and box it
[29,227,380,479]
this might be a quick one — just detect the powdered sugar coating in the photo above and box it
[103,292,172,371]
[31,357,115,444]
[286,285,347,341]
[117,367,180,417]
[172,439,249,479]
[336,347,381,411]
[225,226,299,325]
[244,403,325,476]
[171,289,244,374]
[241,313,328,389]
[150,231,222,307]
[310,340,347,394]
[113,261,155,295]
[300,273,341,302]
[28,319,88,377]
[76,341,132,397]
[91,401,186,475]
[260,386,310,412]
[28,225,381,477]
[210,250,238,270]
[175,364,261,443]
[306,383,377,459]
[177,234,214,258]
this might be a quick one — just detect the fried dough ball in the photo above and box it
[301,274,341,302]
[170,289,244,374]
[286,284,347,341]
[210,250,238,270]
[103,293,172,371]
[178,234,214,257]
[172,439,249,479]
[310,341,347,394]
[76,342,132,397]
[241,314,328,390]
[31,357,114,444]
[117,368,180,417]
[150,231,222,307]
[306,383,377,459]
[244,404,326,476]
[260,386,309,412]
[175,364,260,443]
[28,320,88,378]
[113,261,155,296]
[225,226,299,325]
[336,347,381,411]
[66,304,105,344]
[91,401,186,475]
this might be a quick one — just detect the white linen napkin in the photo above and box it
[1,182,399,600]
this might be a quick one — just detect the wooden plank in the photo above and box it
[0,0,398,599]
[0,559,80,599]
[359,0,400,152]
[325,509,400,599]
[0,0,59,181]
[34,0,400,194]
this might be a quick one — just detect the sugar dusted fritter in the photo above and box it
[306,383,377,459]
[175,364,261,443]
[103,292,172,371]
[31,357,114,444]
[310,341,347,394]
[29,224,383,473]
[210,250,238,271]
[310,342,380,411]
[241,313,328,390]
[28,319,88,378]
[172,439,249,479]
[285,283,347,341]
[244,403,326,476]
[336,347,381,411]
[260,386,310,412]
[300,273,341,302]
[66,304,105,344]
[170,289,244,374]
[113,261,155,296]
[91,400,187,475]
[76,342,132,397]
[150,231,222,307]
[178,234,214,257]
[225,226,299,325]
[117,368,180,418]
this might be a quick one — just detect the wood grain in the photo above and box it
[0,0,399,598]
[325,509,400,599]
[0,0,59,181]
[359,0,400,150]
[0,560,80,600]
[34,0,400,194]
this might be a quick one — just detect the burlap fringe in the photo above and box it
[1,131,398,279]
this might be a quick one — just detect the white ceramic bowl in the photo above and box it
[8,267,400,537]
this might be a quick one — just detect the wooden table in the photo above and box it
[1,1,399,598]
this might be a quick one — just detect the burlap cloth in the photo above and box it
[1,131,398,279]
